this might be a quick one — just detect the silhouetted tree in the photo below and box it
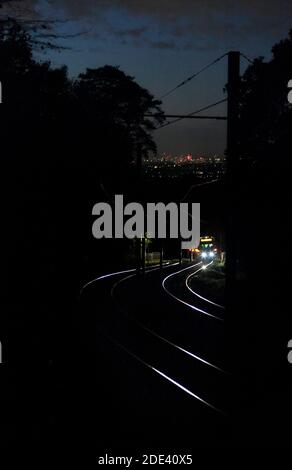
[0,20,75,125]
[0,2,86,51]
[0,20,166,296]
[239,29,292,172]
[76,67,163,153]
[230,29,292,403]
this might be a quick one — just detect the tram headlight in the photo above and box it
[209,251,215,258]
[201,252,207,259]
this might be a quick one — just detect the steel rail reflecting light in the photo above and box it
[162,262,223,321]
[185,262,225,310]
[111,262,225,373]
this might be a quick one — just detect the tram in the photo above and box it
[199,235,217,259]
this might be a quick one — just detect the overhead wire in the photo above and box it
[158,53,228,101]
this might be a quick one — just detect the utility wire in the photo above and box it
[240,52,253,65]
[156,98,227,130]
[158,53,227,100]
[145,114,226,120]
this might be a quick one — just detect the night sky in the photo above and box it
[8,0,292,155]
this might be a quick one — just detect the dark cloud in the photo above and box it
[111,26,147,39]
[148,40,177,50]
[13,1,292,26]
[108,34,178,50]
[41,0,292,30]
[40,0,291,19]
[5,0,292,50]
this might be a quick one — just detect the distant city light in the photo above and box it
[143,153,226,181]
